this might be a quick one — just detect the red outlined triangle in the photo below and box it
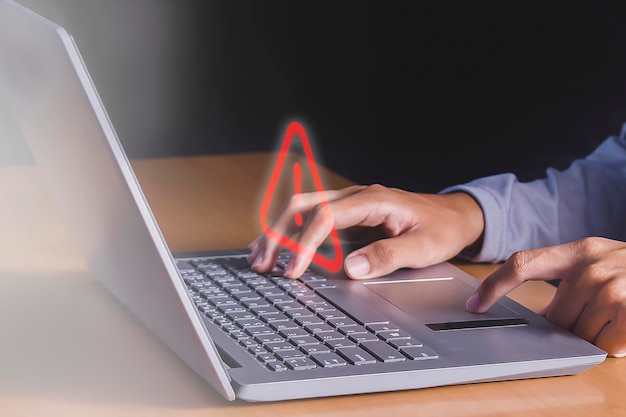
[260,121,343,272]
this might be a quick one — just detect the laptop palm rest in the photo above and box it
[364,277,522,326]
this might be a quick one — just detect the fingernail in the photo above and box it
[466,293,480,312]
[345,254,370,278]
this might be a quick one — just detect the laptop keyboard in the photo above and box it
[177,253,438,372]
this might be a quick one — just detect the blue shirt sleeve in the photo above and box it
[441,122,626,263]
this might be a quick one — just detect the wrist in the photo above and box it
[445,192,485,253]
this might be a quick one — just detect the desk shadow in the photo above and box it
[0,270,232,410]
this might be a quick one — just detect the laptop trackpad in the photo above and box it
[364,277,520,324]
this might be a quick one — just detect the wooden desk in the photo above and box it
[1,153,624,416]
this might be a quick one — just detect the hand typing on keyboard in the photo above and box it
[247,184,484,280]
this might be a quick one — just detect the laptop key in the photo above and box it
[262,313,291,324]
[360,341,406,363]
[175,260,196,271]
[245,326,275,337]
[290,335,320,347]
[256,352,277,363]
[242,299,270,308]
[400,346,439,360]
[388,338,423,349]
[254,333,286,344]
[348,333,379,343]
[310,352,347,368]
[376,329,412,342]
[279,328,309,339]
[276,350,306,361]
[276,301,305,313]
[226,311,256,321]
[285,357,317,371]
[249,305,280,316]
[315,330,345,342]
[233,293,262,303]
[298,295,328,307]
[257,288,285,297]
[285,309,314,319]
[316,309,346,320]
[366,322,401,333]
[295,316,324,327]
[325,338,356,350]
[304,323,334,334]
[235,318,265,329]
[338,326,368,337]
[327,317,358,329]
[266,362,289,372]
[306,281,337,290]
[335,346,377,365]
[219,257,252,270]
[269,321,299,332]
[307,303,338,315]
[265,341,297,353]
[265,294,294,304]
[210,297,238,308]
[300,344,331,355]
[217,304,246,315]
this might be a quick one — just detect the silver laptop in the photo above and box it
[0,0,606,402]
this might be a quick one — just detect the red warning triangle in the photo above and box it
[259,121,343,272]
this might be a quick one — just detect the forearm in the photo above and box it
[442,122,626,262]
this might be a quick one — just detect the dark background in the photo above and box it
[7,1,626,192]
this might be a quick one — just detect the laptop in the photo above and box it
[0,0,606,402]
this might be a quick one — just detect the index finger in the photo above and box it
[285,187,401,276]
[466,242,581,313]
[251,185,364,272]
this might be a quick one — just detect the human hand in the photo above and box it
[466,237,626,357]
[248,184,485,279]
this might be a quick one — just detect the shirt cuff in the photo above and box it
[439,184,506,263]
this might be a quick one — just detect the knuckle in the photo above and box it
[576,236,606,256]
[370,241,396,266]
[309,203,323,218]
[508,250,534,278]
[309,203,335,228]
[364,183,387,196]
[310,204,324,219]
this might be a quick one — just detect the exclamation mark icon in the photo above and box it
[259,121,343,272]
[293,162,303,227]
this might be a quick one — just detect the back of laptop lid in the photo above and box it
[0,0,235,401]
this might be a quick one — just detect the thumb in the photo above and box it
[466,243,579,313]
[344,234,431,280]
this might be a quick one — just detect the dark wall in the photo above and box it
[190,1,626,192]
[6,1,626,193]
